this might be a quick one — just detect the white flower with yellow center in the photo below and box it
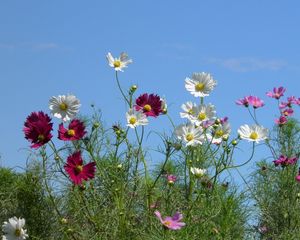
[238,124,268,143]
[185,72,217,97]
[175,124,205,147]
[211,121,231,144]
[180,101,197,121]
[190,167,207,178]
[106,52,132,72]
[126,109,148,128]
[191,103,216,126]
[49,94,81,122]
[2,217,28,240]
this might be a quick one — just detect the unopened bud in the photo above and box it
[231,140,238,146]
[93,122,100,129]
[60,218,68,224]
[130,85,138,93]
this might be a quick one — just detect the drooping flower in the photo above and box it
[106,52,132,72]
[275,116,288,126]
[279,96,299,109]
[236,96,250,107]
[2,217,28,240]
[58,119,86,141]
[180,101,197,121]
[126,108,149,128]
[49,94,81,122]
[190,167,206,178]
[23,111,53,149]
[190,103,216,126]
[266,86,286,99]
[154,211,185,230]
[185,72,217,97]
[248,96,265,108]
[273,155,298,167]
[175,124,206,147]
[135,93,163,117]
[166,174,177,185]
[237,124,268,143]
[64,151,96,185]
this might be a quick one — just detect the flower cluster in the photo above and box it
[273,155,298,167]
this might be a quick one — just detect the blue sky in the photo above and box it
[0,1,299,176]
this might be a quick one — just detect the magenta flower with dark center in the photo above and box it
[275,116,287,126]
[280,96,299,109]
[273,155,298,167]
[282,108,294,117]
[236,96,250,107]
[248,96,264,108]
[266,86,286,99]
[167,174,177,184]
[154,211,185,230]
[135,93,163,117]
[64,151,96,185]
[58,119,86,141]
[23,111,53,149]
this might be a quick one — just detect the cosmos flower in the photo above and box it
[180,101,197,121]
[190,103,216,126]
[211,121,231,144]
[248,96,264,108]
[58,119,86,141]
[23,111,53,149]
[190,167,206,178]
[160,97,168,114]
[266,86,286,99]
[275,116,288,126]
[49,94,81,122]
[64,151,96,185]
[135,93,163,117]
[237,124,268,143]
[2,217,28,240]
[175,124,206,147]
[166,174,177,184]
[106,52,132,72]
[154,211,185,230]
[282,108,294,117]
[185,72,217,97]
[126,108,148,128]
[279,96,299,109]
[296,168,300,182]
[236,96,250,107]
[273,155,298,167]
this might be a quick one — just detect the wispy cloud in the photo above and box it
[0,42,59,51]
[205,57,287,72]
[33,43,59,50]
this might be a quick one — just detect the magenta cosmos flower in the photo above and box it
[135,93,163,117]
[248,96,264,108]
[236,96,250,107]
[273,155,298,167]
[279,96,299,109]
[23,111,53,149]
[282,108,294,117]
[266,86,286,99]
[154,211,185,230]
[64,151,96,185]
[58,119,86,141]
[275,116,288,126]
[296,168,300,182]
[167,174,177,184]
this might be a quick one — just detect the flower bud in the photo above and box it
[231,140,238,146]
[60,218,68,224]
[130,85,138,93]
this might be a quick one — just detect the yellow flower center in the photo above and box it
[198,112,206,120]
[164,220,171,226]
[38,134,45,141]
[113,60,121,68]
[143,104,152,112]
[67,129,75,136]
[129,117,137,125]
[215,130,224,138]
[59,102,68,111]
[15,229,21,237]
[75,165,83,174]
[186,133,194,142]
[195,82,205,92]
[188,109,194,115]
[250,132,258,140]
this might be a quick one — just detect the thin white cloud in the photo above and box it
[33,43,59,50]
[206,57,287,72]
[0,42,59,51]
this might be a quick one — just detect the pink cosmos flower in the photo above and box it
[58,119,86,141]
[135,93,162,117]
[280,96,299,108]
[266,86,286,99]
[273,155,298,167]
[64,151,96,185]
[235,96,250,107]
[282,108,294,117]
[248,96,264,108]
[296,168,300,182]
[275,116,287,126]
[154,211,185,230]
[23,111,53,149]
[167,174,177,184]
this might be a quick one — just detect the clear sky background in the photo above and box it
[0,1,299,179]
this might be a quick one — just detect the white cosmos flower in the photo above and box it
[185,72,217,97]
[49,94,81,122]
[180,101,197,121]
[2,217,28,240]
[106,52,132,72]
[175,124,205,147]
[190,167,206,178]
[126,109,148,128]
[211,121,231,144]
[190,103,216,126]
[238,124,268,143]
